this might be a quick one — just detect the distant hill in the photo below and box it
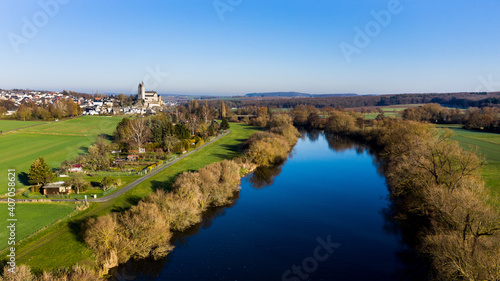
[245,92,357,98]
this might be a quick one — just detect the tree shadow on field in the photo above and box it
[68,217,90,243]
[98,133,113,141]
[150,179,174,193]
[18,172,30,186]
[79,146,89,154]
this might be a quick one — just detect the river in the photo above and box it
[114,131,427,281]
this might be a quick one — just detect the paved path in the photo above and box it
[3,130,230,203]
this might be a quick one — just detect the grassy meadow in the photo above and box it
[0,203,76,250]
[19,116,123,136]
[363,104,423,119]
[10,122,262,270]
[0,120,47,132]
[0,117,124,195]
[440,125,500,203]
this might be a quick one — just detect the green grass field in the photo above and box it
[364,104,424,120]
[10,122,262,271]
[0,120,47,132]
[19,116,123,136]
[0,117,124,195]
[0,203,76,250]
[440,125,500,203]
[0,133,94,194]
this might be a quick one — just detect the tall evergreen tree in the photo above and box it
[220,118,230,131]
[28,157,54,185]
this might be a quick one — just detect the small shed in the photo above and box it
[42,181,72,195]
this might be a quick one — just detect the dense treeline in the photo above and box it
[204,92,500,110]
[244,114,300,167]
[320,110,500,280]
[402,103,500,133]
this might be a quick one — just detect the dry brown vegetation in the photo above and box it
[0,264,103,281]
[244,114,300,167]
[82,159,242,273]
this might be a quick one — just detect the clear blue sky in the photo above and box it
[1,0,499,95]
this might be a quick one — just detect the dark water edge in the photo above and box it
[111,130,429,281]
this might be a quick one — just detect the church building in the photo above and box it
[138,81,163,108]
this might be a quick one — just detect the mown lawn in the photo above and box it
[0,120,47,132]
[0,116,124,195]
[440,125,500,204]
[0,133,95,194]
[11,122,262,271]
[19,116,123,136]
[0,203,76,250]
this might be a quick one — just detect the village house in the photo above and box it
[68,164,83,173]
[127,154,139,161]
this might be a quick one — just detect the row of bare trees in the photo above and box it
[402,103,500,132]
[243,114,300,167]
[319,109,500,280]
[83,159,242,274]
[375,121,500,280]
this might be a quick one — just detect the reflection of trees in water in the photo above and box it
[113,194,241,280]
[380,201,431,281]
[324,132,365,153]
[306,130,320,142]
[298,129,307,141]
[248,164,284,189]
[323,130,429,279]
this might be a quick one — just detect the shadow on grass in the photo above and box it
[68,217,90,243]
[98,133,113,141]
[150,180,174,193]
[79,146,89,154]
[18,172,30,186]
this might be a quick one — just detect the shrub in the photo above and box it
[100,177,117,191]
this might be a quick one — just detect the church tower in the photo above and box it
[138,81,145,100]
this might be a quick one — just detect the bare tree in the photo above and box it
[202,102,212,124]
[188,114,198,136]
[129,118,151,152]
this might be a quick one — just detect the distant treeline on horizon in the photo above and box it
[193,91,500,110]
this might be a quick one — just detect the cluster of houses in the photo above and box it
[0,90,75,115]
[1,85,178,117]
